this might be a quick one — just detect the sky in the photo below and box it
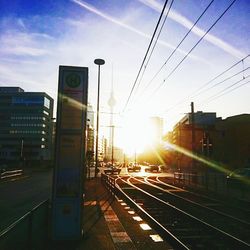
[0,0,249,152]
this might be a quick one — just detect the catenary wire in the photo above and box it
[125,0,216,113]
[199,74,250,105]
[162,54,249,113]
[139,0,215,96]
[151,0,237,97]
[200,78,250,106]
[191,67,249,98]
[133,0,175,96]
[123,0,169,112]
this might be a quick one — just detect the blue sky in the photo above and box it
[0,0,249,149]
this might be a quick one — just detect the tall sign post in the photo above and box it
[52,66,88,240]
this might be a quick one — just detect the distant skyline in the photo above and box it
[0,0,249,150]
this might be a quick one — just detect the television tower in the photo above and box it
[108,65,116,165]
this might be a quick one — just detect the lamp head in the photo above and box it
[94,59,105,65]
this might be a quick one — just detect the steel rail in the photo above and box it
[118,176,250,248]
[155,175,250,213]
[143,176,250,226]
[114,176,190,250]
[155,175,250,215]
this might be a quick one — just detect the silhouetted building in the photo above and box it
[0,87,54,166]
[167,111,250,172]
[211,114,250,170]
[86,104,95,164]
[170,111,219,171]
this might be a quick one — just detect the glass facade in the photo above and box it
[11,96,50,109]
[0,88,54,162]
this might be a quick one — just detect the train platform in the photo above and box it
[78,177,173,250]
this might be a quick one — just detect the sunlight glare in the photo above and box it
[120,112,155,155]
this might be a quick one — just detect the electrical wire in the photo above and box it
[123,0,169,112]
[200,78,250,106]
[140,0,215,96]
[162,54,249,113]
[152,0,237,97]
[199,75,250,105]
[192,67,249,98]
[133,0,175,97]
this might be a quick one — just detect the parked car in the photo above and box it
[104,166,121,175]
[145,165,160,173]
[127,164,141,172]
[226,168,250,189]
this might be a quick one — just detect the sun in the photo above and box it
[118,112,155,156]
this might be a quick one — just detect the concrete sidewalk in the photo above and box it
[79,177,173,250]
[79,178,116,249]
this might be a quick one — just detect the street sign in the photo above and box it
[52,66,88,240]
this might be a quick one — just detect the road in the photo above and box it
[0,169,53,232]
[0,165,171,231]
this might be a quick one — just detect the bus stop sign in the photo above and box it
[52,65,88,240]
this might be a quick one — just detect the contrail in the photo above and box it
[139,0,246,59]
[71,0,206,62]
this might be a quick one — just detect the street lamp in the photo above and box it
[94,58,105,178]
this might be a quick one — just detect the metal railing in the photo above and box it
[0,169,23,181]
[0,199,49,250]
[173,171,250,200]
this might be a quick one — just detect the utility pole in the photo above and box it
[108,64,116,166]
[178,122,181,172]
[123,153,126,167]
[191,102,195,173]
[111,125,114,166]
[134,150,137,166]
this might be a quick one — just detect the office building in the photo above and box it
[0,87,54,166]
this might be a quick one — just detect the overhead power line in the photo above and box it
[190,54,249,95]
[192,67,249,98]
[200,77,250,106]
[140,0,215,95]
[199,75,250,104]
[123,0,169,112]
[133,0,175,96]
[162,54,250,113]
[152,0,237,96]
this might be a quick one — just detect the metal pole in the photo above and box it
[94,59,105,178]
[95,65,100,178]
[111,125,114,166]
[191,102,195,173]
[20,139,23,159]
[20,139,24,167]
[134,150,137,166]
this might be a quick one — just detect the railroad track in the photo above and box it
[112,175,250,249]
[158,175,250,210]
[148,176,250,223]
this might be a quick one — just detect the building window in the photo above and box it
[44,97,50,109]
[43,110,49,115]
[12,96,44,106]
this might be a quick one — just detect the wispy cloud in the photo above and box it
[17,18,26,29]
[71,0,205,62]
[0,31,52,57]
[1,46,49,57]
[138,0,245,59]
